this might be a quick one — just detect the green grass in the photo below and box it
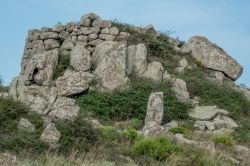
[76,78,192,125]
[128,137,178,161]
[211,135,234,147]
[97,126,120,142]
[53,52,70,79]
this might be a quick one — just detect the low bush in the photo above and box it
[128,118,144,130]
[56,116,100,154]
[211,135,233,147]
[122,127,141,143]
[53,52,70,79]
[76,78,192,124]
[129,137,178,161]
[97,126,120,142]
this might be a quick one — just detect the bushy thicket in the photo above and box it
[76,78,192,125]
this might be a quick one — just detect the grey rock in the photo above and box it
[143,62,164,82]
[77,35,88,42]
[48,97,79,120]
[0,153,17,165]
[70,43,91,71]
[143,92,164,137]
[88,33,98,41]
[40,122,61,145]
[100,20,112,29]
[92,41,129,92]
[188,105,229,120]
[109,27,119,35]
[101,28,110,34]
[171,78,190,101]
[41,32,59,40]
[56,69,94,96]
[18,118,35,132]
[183,36,243,80]
[127,44,148,76]
[88,39,104,46]
[44,39,60,50]
[81,13,102,22]
[99,34,115,41]
[164,121,178,130]
[80,27,100,35]
[60,38,74,51]
[173,134,215,154]
[81,18,91,27]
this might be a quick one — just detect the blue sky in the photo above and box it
[0,0,249,86]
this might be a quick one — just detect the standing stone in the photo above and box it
[70,43,91,71]
[143,92,165,137]
[92,41,129,92]
[171,78,190,102]
[182,36,243,80]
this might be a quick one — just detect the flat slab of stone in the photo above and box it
[188,105,228,120]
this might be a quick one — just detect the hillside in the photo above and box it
[0,13,250,166]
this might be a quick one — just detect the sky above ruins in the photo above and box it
[0,0,249,86]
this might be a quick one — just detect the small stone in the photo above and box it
[44,39,60,50]
[40,123,61,145]
[88,39,104,46]
[164,121,178,130]
[18,118,35,132]
[40,32,59,40]
[81,27,100,35]
[77,35,88,42]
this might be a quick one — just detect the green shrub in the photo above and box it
[169,127,190,139]
[122,127,141,143]
[128,118,144,130]
[76,78,191,124]
[53,52,70,79]
[183,69,250,119]
[233,118,250,145]
[56,116,100,154]
[129,137,177,161]
[211,135,233,147]
[97,126,120,142]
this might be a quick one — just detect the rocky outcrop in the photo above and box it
[143,92,165,137]
[183,36,243,81]
[189,105,238,135]
[92,41,129,92]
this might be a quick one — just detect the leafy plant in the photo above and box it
[129,137,178,161]
[53,52,70,79]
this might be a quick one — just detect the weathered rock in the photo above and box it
[213,115,238,129]
[109,27,119,35]
[100,20,112,29]
[88,39,104,46]
[80,18,91,27]
[188,105,228,120]
[173,134,215,154]
[101,28,110,34]
[171,78,190,101]
[70,43,91,71]
[162,70,172,82]
[18,118,35,132]
[56,69,94,96]
[40,123,61,145]
[164,121,178,130]
[235,145,250,157]
[183,36,243,80]
[143,62,164,82]
[168,37,180,47]
[206,69,225,84]
[99,34,115,41]
[77,35,88,42]
[0,153,17,165]
[92,41,129,92]
[60,38,74,51]
[48,97,79,120]
[143,92,164,137]
[81,13,102,22]
[179,58,188,68]
[127,44,148,76]
[44,39,60,50]
[80,27,100,35]
[41,32,59,40]
[88,33,98,42]
[0,92,8,98]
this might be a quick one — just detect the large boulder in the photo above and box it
[40,122,61,147]
[70,43,91,72]
[171,78,190,102]
[183,36,243,80]
[92,41,129,92]
[127,44,147,76]
[56,69,94,96]
[143,62,164,82]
